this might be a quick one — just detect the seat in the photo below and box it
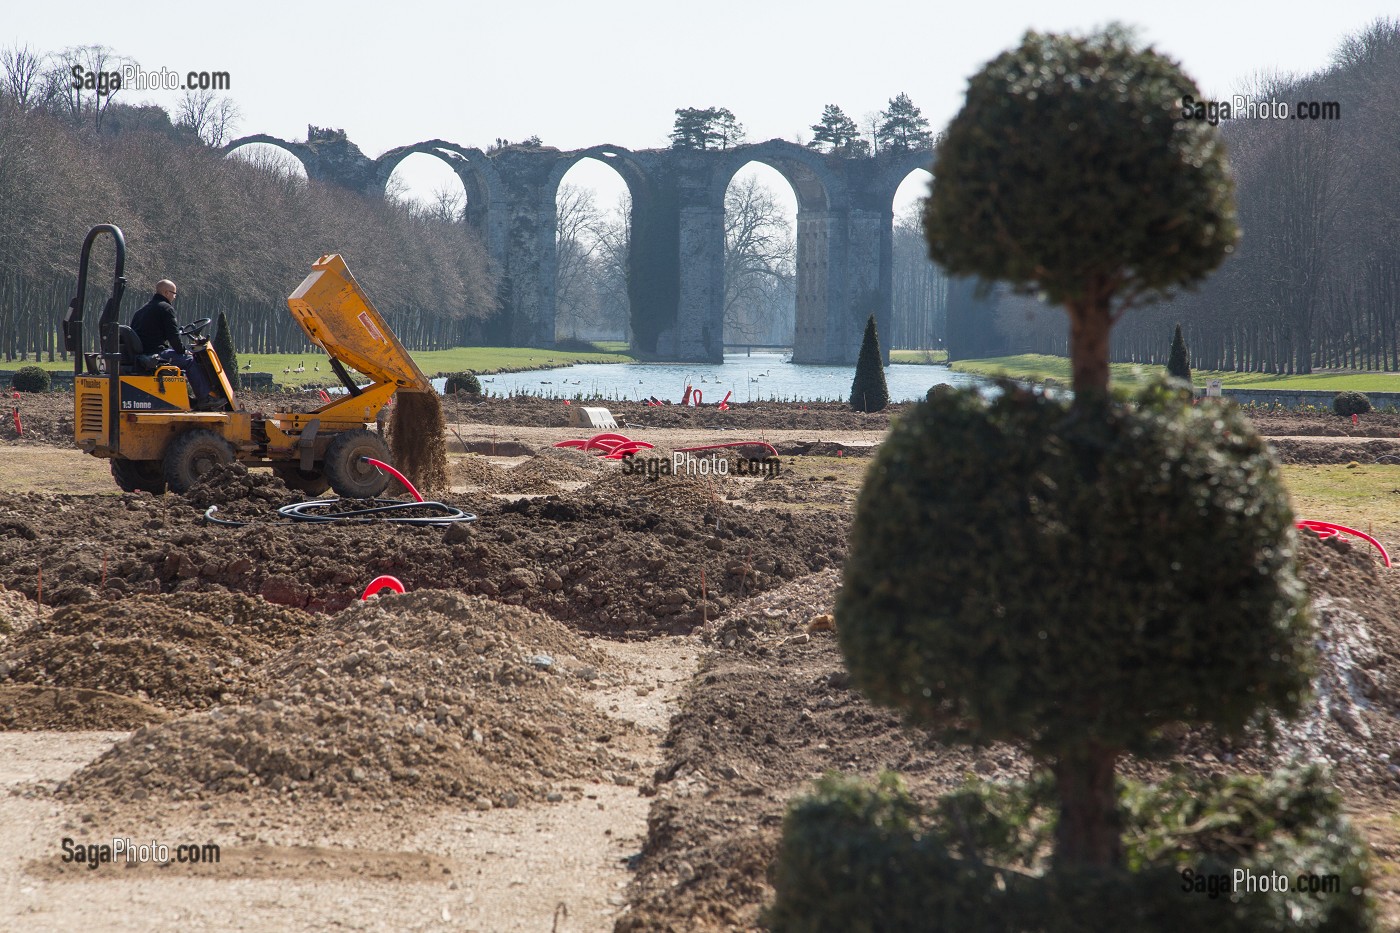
[118,325,162,375]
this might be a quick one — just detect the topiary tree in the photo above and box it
[213,311,239,390]
[443,372,482,396]
[837,382,1314,870]
[11,366,51,392]
[923,26,1237,398]
[849,314,889,413]
[1167,323,1191,383]
[1334,391,1371,417]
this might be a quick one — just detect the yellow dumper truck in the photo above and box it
[62,224,432,496]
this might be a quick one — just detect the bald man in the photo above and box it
[131,280,184,355]
[131,280,217,407]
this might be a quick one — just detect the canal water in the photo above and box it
[440,352,981,404]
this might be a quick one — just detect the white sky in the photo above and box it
[8,0,1392,219]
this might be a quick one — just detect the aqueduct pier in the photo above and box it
[224,128,934,364]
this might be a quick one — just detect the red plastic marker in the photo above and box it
[361,575,406,599]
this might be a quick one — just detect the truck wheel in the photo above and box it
[323,429,392,499]
[273,465,331,496]
[111,458,167,495]
[164,429,235,493]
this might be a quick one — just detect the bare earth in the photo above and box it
[1,390,1398,930]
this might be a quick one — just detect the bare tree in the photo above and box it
[175,89,241,146]
[57,44,133,132]
[724,175,795,341]
[555,183,604,335]
[0,45,48,111]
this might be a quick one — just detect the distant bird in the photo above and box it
[314,363,320,372]
[282,367,291,374]
[242,361,251,370]
[294,361,305,373]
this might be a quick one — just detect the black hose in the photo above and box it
[204,498,476,528]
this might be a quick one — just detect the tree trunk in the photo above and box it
[1052,742,1122,868]
[1066,297,1112,397]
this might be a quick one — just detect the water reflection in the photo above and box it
[436,352,981,404]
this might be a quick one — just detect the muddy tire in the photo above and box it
[273,464,331,496]
[163,429,235,493]
[323,429,391,499]
[110,458,167,495]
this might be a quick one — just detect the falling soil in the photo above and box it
[389,390,450,493]
[59,593,633,807]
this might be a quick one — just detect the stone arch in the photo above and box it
[371,140,503,209]
[707,142,845,362]
[545,145,654,206]
[546,147,653,344]
[708,140,839,212]
[875,147,937,209]
[222,134,314,177]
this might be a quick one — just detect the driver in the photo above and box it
[130,279,218,408]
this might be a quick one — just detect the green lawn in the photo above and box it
[8,346,636,387]
[950,354,1400,392]
[891,349,949,364]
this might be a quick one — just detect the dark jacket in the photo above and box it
[131,293,184,354]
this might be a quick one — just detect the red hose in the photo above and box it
[361,575,406,599]
[362,456,424,502]
[1297,519,1391,567]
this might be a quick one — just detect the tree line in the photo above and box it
[0,43,496,363]
[955,19,1400,374]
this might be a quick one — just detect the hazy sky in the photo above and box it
[8,0,1393,214]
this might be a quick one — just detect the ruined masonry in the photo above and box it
[226,127,933,364]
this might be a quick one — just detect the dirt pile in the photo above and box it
[1282,531,1400,790]
[506,455,593,487]
[453,454,509,490]
[0,488,849,630]
[0,584,47,642]
[62,593,631,806]
[182,461,294,511]
[0,684,169,730]
[537,444,609,474]
[453,454,589,495]
[0,592,321,711]
[1268,437,1400,465]
[389,391,449,492]
[0,388,74,445]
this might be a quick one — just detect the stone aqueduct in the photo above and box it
[223,129,935,364]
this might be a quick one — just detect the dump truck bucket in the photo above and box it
[286,254,432,394]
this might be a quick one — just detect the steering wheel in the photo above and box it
[178,317,213,338]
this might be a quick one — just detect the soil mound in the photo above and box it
[507,455,592,485]
[1268,437,1400,465]
[0,488,848,631]
[183,461,294,509]
[537,445,609,473]
[0,592,321,711]
[453,454,510,490]
[63,594,630,806]
[0,684,169,730]
[0,584,47,641]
